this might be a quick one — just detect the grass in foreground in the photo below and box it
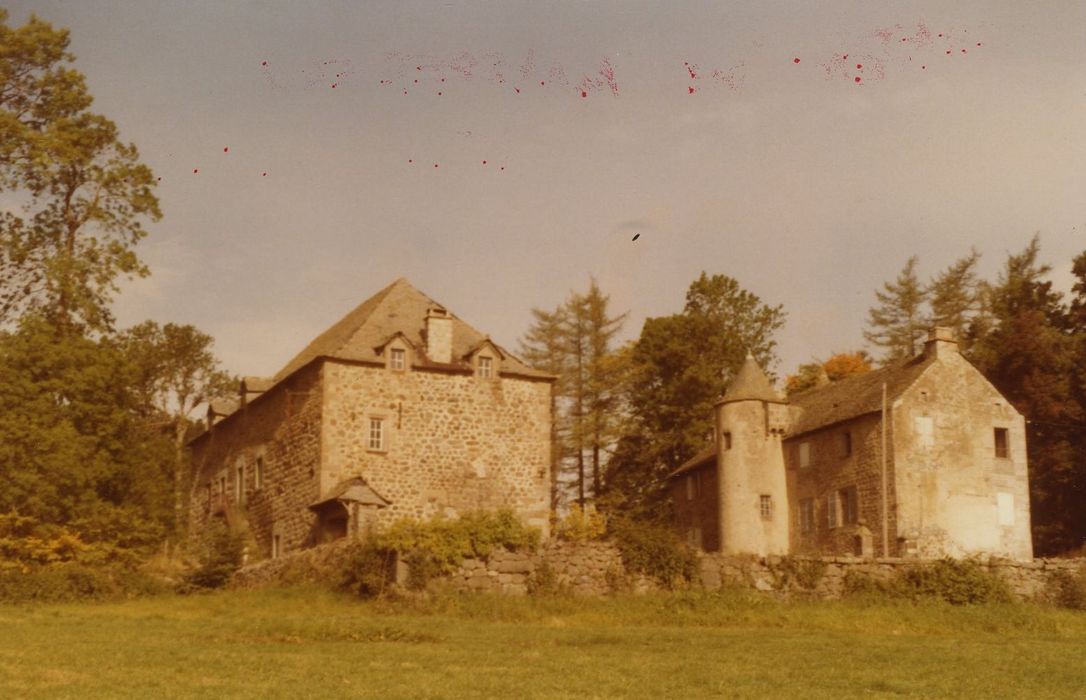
[1,587,1085,699]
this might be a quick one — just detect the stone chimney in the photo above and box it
[924,326,958,359]
[425,307,453,363]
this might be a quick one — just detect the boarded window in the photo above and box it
[997,492,1015,526]
[915,416,934,448]
[994,428,1009,459]
[798,442,811,468]
[759,494,773,520]
[799,498,815,534]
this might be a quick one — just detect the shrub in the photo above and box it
[555,505,607,542]
[607,518,698,587]
[338,542,397,598]
[768,556,827,591]
[184,519,244,589]
[0,563,169,603]
[900,559,1013,605]
[527,560,561,595]
[1047,569,1086,610]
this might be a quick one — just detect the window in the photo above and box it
[759,494,773,520]
[997,492,1015,526]
[218,475,226,501]
[478,356,493,378]
[368,417,385,451]
[272,534,281,559]
[799,498,815,534]
[390,347,406,371]
[915,416,934,448]
[205,484,212,511]
[826,492,839,529]
[839,431,852,457]
[685,473,698,501]
[994,428,1009,459]
[687,527,703,549]
[838,486,859,525]
[722,431,732,450]
[254,457,264,490]
[235,465,244,503]
[798,442,811,468]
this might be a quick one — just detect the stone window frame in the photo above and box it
[384,337,412,373]
[254,455,265,491]
[826,491,838,529]
[722,431,732,450]
[759,494,773,520]
[993,426,1010,460]
[235,462,245,504]
[834,485,859,526]
[477,354,494,379]
[366,413,389,452]
[470,340,502,379]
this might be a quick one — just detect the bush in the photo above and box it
[1047,569,1086,610]
[338,542,397,598]
[900,559,1013,605]
[0,563,170,603]
[184,519,244,589]
[768,556,827,591]
[607,518,698,587]
[555,505,607,542]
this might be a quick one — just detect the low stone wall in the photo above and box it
[697,553,1084,601]
[230,538,1084,603]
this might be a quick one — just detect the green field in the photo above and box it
[1,588,1084,699]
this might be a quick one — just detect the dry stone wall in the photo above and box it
[231,536,1084,605]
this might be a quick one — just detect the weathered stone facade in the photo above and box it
[189,279,553,559]
[671,328,1034,560]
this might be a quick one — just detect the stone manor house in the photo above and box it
[669,328,1034,560]
[188,279,554,558]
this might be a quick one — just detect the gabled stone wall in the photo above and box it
[321,360,552,537]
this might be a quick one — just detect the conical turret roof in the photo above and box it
[722,353,783,403]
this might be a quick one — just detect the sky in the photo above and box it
[6,1,1085,378]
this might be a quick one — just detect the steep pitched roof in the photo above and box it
[788,352,933,437]
[668,446,716,478]
[722,353,783,403]
[274,278,549,381]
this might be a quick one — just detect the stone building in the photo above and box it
[188,278,554,557]
[669,328,1033,560]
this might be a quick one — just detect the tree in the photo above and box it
[0,315,173,549]
[519,279,626,507]
[864,256,927,362]
[786,351,872,395]
[119,322,234,541]
[0,11,160,331]
[518,305,571,510]
[970,236,1085,555]
[602,273,785,520]
[928,249,982,350]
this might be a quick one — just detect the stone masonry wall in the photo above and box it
[321,360,552,537]
[231,538,1084,604]
[189,362,324,557]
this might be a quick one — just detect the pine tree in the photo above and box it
[928,249,981,350]
[518,305,571,510]
[864,256,928,362]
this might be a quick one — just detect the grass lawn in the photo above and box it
[1,587,1084,699]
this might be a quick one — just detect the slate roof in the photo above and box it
[788,352,933,437]
[273,278,551,382]
[722,353,784,403]
[667,351,936,478]
[309,477,391,509]
[241,376,274,393]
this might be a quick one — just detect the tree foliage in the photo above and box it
[602,272,785,520]
[519,278,626,507]
[786,351,872,395]
[0,10,160,331]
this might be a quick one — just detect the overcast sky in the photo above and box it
[7,1,1084,378]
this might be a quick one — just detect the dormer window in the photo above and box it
[390,347,406,371]
[478,356,493,379]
